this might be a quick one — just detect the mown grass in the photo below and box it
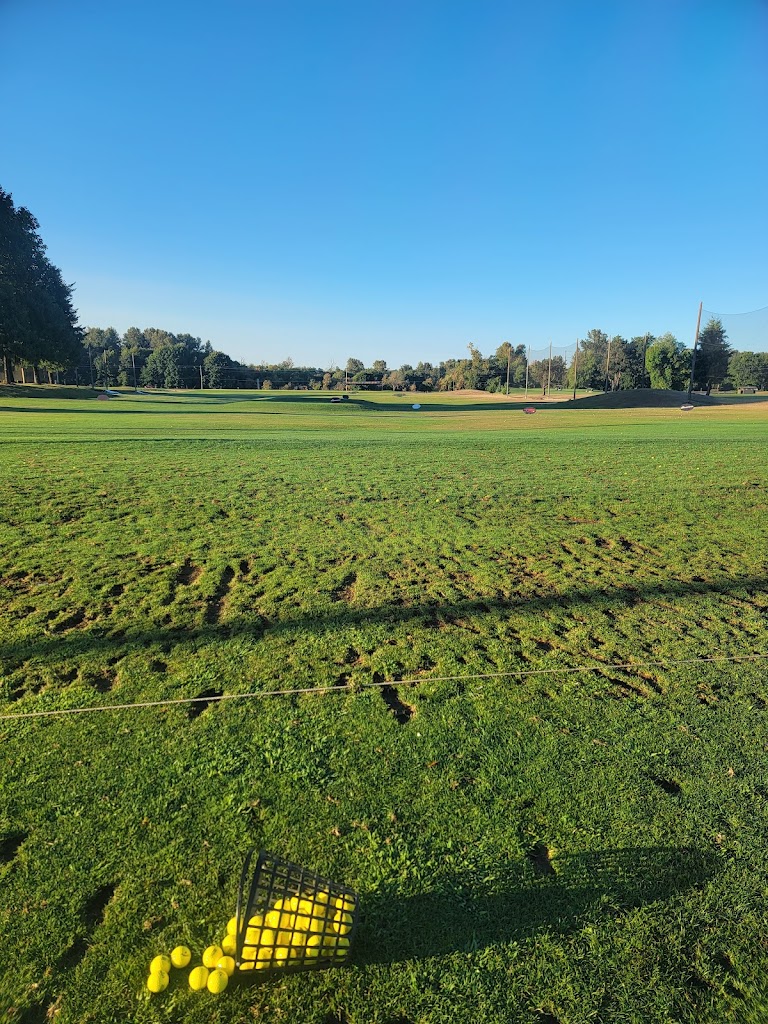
[1,389,767,1024]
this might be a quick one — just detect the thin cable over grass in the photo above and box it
[1,653,767,721]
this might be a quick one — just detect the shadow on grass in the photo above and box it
[353,846,717,965]
[1,570,766,677]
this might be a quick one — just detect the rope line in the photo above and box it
[1,653,766,722]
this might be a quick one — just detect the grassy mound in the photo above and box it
[0,383,100,400]
[573,388,768,409]
[571,388,711,409]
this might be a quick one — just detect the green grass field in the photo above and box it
[1,389,767,1024]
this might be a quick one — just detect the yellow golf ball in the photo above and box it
[146,969,169,992]
[216,955,236,976]
[207,968,228,994]
[150,954,171,974]
[226,916,239,935]
[202,944,223,969]
[221,933,237,956]
[189,965,209,991]
[170,945,192,968]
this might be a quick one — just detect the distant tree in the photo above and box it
[383,368,406,391]
[622,335,654,389]
[144,327,177,351]
[345,357,364,375]
[728,351,768,390]
[694,318,731,390]
[372,359,388,374]
[645,334,690,390]
[204,350,233,388]
[568,329,609,390]
[141,344,186,388]
[119,326,150,387]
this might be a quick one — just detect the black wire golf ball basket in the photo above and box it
[234,849,359,974]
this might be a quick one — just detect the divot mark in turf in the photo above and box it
[205,567,235,624]
[106,582,124,598]
[51,608,86,632]
[332,573,358,602]
[83,883,116,929]
[60,883,116,971]
[0,830,28,864]
[149,658,167,674]
[379,684,414,724]
[177,559,202,586]
[187,688,224,719]
[85,669,116,693]
[534,1013,562,1024]
[651,776,681,796]
[527,842,556,876]
[323,1012,349,1024]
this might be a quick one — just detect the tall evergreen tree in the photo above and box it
[0,187,82,382]
[694,318,730,390]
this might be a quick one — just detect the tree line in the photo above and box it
[66,323,763,393]
[2,187,767,393]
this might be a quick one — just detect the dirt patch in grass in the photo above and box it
[205,566,235,623]
[177,559,203,586]
[187,687,224,718]
[379,685,415,724]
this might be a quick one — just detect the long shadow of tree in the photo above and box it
[1,571,766,681]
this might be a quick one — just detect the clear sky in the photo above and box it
[3,0,767,366]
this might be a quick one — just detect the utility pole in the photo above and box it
[687,301,703,401]
[604,334,612,392]
[546,339,552,396]
[132,352,138,390]
[200,364,204,390]
[524,346,530,399]
[88,347,94,389]
[505,343,511,396]
[641,333,650,388]
[103,349,109,389]
[572,341,579,400]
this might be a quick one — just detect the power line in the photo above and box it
[1,653,766,722]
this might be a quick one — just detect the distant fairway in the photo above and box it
[1,389,768,1024]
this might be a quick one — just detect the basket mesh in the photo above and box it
[234,850,359,973]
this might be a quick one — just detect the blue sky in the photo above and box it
[3,0,767,366]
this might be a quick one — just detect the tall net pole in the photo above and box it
[604,334,612,392]
[572,340,579,400]
[524,346,530,398]
[687,301,703,401]
[546,340,552,395]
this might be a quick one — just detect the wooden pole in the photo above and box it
[505,343,511,396]
[524,346,529,399]
[572,341,579,400]
[546,339,552,395]
[687,301,703,400]
[641,333,649,388]
[604,334,612,392]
